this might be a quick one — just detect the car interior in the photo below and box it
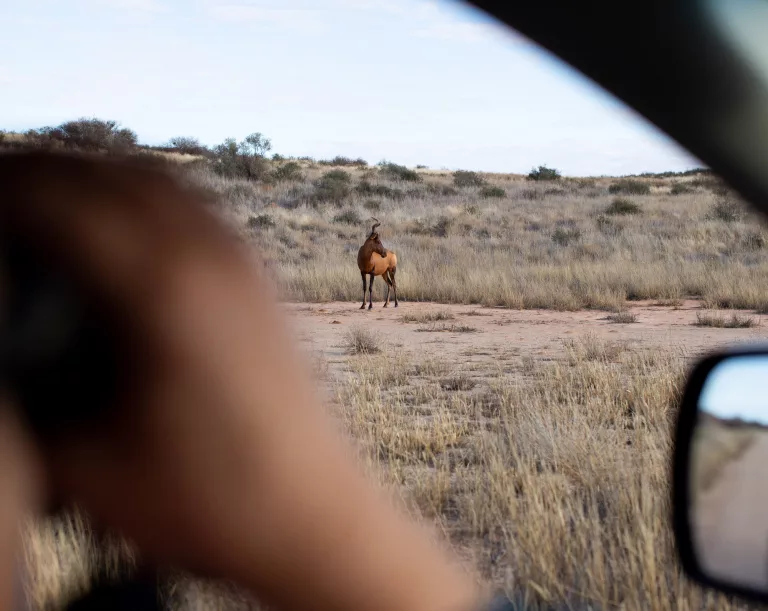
[5,0,768,609]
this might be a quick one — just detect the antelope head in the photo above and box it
[367,218,387,257]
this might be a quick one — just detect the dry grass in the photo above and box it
[16,159,768,609]
[332,335,742,610]
[415,323,478,333]
[606,311,638,324]
[343,325,381,354]
[184,163,768,312]
[694,311,758,328]
[21,332,754,610]
[400,309,455,323]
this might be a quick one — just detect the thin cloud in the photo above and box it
[86,0,167,12]
[208,4,326,31]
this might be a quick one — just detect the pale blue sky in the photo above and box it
[700,356,768,425]
[0,0,703,176]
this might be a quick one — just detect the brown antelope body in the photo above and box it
[356,219,398,309]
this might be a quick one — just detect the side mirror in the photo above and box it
[674,345,768,603]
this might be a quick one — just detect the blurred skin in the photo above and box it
[0,152,486,611]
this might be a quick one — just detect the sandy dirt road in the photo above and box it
[282,299,767,363]
[277,299,768,405]
[693,431,768,592]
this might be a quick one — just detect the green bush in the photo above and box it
[211,133,272,181]
[527,165,561,181]
[608,179,651,195]
[479,185,506,198]
[453,170,485,187]
[378,161,422,182]
[605,198,642,216]
[272,161,303,182]
[313,169,352,203]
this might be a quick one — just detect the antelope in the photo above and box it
[356,218,398,310]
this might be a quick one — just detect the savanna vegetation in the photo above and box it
[5,119,767,610]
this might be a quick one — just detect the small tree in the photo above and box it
[527,165,561,181]
[167,136,209,156]
[212,132,272,181]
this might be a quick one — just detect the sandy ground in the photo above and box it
[693,431,768,591]
[282,299,768,375]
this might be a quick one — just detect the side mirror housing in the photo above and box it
[674,344,768,604]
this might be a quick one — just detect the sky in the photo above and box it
[0,0,704,176]
[699,356,768,425]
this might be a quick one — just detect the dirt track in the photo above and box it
[693,432,768,591]
[283,299,768,363]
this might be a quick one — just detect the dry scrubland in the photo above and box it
[183,163,768,313]
[6,127,768,609]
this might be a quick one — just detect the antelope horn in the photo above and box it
[370,217,381,233]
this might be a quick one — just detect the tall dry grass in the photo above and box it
[334,336,751,610]
[20,333,757,610]
[183,163,768,312]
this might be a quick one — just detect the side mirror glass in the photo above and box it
[674,347,768,603]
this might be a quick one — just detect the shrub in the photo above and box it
[272,161,303,182]
[247,214,276,229]
[344,326,380,354]
[333,209,362,225]
[319,156,368,167]
[527,165,561,181]
[402,310,455,323]
[25,118,138,153]
[166,136,209,156]
[479,185,506,198]
[605,198,642,216]
[607,311,638,324]
[695,312,756,328]
[608,179,651,195]
[670,182,693,195]
[211,133,272,181]
[551,227,582,247]
[313,169,352,203]
[363,200,381,211]
[355,180,404,200]
[707,197,743,223]
[378,161,422,182]
[453,170,485,187]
